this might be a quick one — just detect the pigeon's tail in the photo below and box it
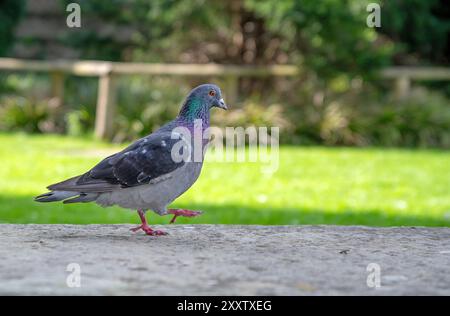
[34,191,98,204]
[34,191,78,202]
[62,193,99,204]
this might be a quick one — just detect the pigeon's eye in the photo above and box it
[209,90,216,97]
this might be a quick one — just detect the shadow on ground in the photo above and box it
[0,194,448,227]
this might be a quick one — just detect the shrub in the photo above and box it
[291,87,450,148]
[0,95,51,133]
[1,73,449,149]
[361,89,450,148]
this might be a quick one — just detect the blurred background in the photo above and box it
[0,0,448,226]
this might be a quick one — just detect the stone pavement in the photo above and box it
[0,224,449,295]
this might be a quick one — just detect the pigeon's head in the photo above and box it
[179,84,227,120]
[190,84,227,110]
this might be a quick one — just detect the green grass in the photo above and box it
[0,132,449,226]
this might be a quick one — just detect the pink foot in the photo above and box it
[142,225,168,236]
[130,225,142,232]
[131,209,168,236]
[168,209,203,224]
[130,224,168,236]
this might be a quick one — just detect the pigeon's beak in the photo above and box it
[217,98,228,110]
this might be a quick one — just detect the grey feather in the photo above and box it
[63,193,99,204]
[34,191,78,202]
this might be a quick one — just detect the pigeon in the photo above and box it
[35,84,227,236]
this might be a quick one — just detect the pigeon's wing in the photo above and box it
[48,132,188,193]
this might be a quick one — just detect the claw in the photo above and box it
[142,227,168,236]
[168,209,203,224]
[130,225,143,232]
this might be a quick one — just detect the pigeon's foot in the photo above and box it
[167,209,203,224]
[130,225,143,232]
[132,209,168,236]
[130,224,168,236]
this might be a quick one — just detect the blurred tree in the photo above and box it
[8,0,449,68]
[246,0,393,79]
[59,0,395,86]
[0,0,25,55]
[2,0,449,146]
[60,0,230,62]
[58,0,450,72]
[381,0,450,65]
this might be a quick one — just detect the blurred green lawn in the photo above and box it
[0,133,449,226]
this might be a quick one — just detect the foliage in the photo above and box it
[291,85,450,148]
[1,0,449,148]
[357,89,450,147]
[380,0,450,65]
[113,77,189,142]
[1,72,449,148]
[59,0,396,78]
[246,0,393,79]
[212,102,291,131]
[0,0,25,55]
[60,0,229,62]
[0,95,50,133]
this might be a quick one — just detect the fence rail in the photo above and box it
[0,58,301,76]
[0,58,449,139]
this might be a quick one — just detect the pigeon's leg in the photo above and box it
[131,209,168,236]
[167,209,203,224]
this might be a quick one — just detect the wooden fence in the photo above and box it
[0,58,449,139]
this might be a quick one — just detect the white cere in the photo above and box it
[161,140,167,147]
[141,149,147,154]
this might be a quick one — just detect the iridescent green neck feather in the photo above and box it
[178,97,210,126]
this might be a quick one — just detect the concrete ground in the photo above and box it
[0,224,449,295]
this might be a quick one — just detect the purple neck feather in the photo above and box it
[177,97,210,130]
